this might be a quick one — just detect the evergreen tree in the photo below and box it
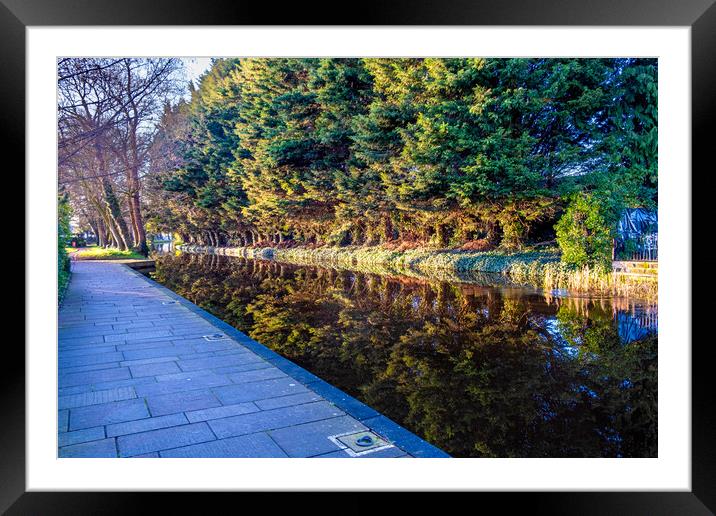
[153,58,657,254]
[600,58,658,209]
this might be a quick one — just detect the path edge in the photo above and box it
[121,263,451,458]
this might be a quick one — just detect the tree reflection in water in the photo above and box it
[151,253,657,458]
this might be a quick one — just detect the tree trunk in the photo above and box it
[97,220,106,247]
[94,141,129,250]
[126,195,140,247]
[105,219,119,248]
[101,179,130,250]
[111,217,130,249]
[128,178,148,255]
[87,219,100,246]
[124,162,147,255]
[94,217,106,247]
[99,202,121,249]
[486,220,499,245]
[382,214,393,243]
[435,224,448,246]
[123,65,149,257]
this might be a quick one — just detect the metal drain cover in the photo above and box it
[336,431,390,454]
[203,333,228,341]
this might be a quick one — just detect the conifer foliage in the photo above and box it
[147,58,657,253]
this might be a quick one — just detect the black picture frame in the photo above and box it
[4,0,714,512]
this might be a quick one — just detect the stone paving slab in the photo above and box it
[106,413,190,437]
[268,416,367,457]
[146,389,222,416]
[59,438,118,458]
[58,410,69,433]
[60,368,132,389]
[134,374,232,397]
[185,402,259,423]
[58,426,106,447]
[59,363,123,376]
[69,398,150,431]
[117,422,216,457]
[59,386,137,410]
[160,432,288,458]
[212,377,311,405]
[58,261,449,458]
[254,392,323,411]
[207,401,344,439]
[58,351,124,368]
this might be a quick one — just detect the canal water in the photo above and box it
[146,250,657,458]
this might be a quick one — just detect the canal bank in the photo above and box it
[58,261,449,458]
[148,252,658,457]
[177,243,559,274]
[177,244,658,300]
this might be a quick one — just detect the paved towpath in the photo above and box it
[58,261,449,458]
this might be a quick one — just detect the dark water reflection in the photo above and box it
[149,252,657,458]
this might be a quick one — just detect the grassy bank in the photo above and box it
[178,244,657,300]
[508,261,657,299]
[278,246,558,273]
[67,247,147,261]
[180,243,557,271]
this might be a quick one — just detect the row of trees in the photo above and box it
[146,58,657,259]
[58,58,182,255]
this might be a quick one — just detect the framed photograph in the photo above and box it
[6,0,714,511]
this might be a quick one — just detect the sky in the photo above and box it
[180,57,214,88]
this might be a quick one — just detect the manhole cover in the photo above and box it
[203,333,228,341]
[332,430,392,455]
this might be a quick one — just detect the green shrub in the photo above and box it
[555,193,613,270]
[58,194,72,301]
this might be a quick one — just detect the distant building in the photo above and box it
[614,208,658,261]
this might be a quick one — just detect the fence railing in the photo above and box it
[614,233,658,262]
